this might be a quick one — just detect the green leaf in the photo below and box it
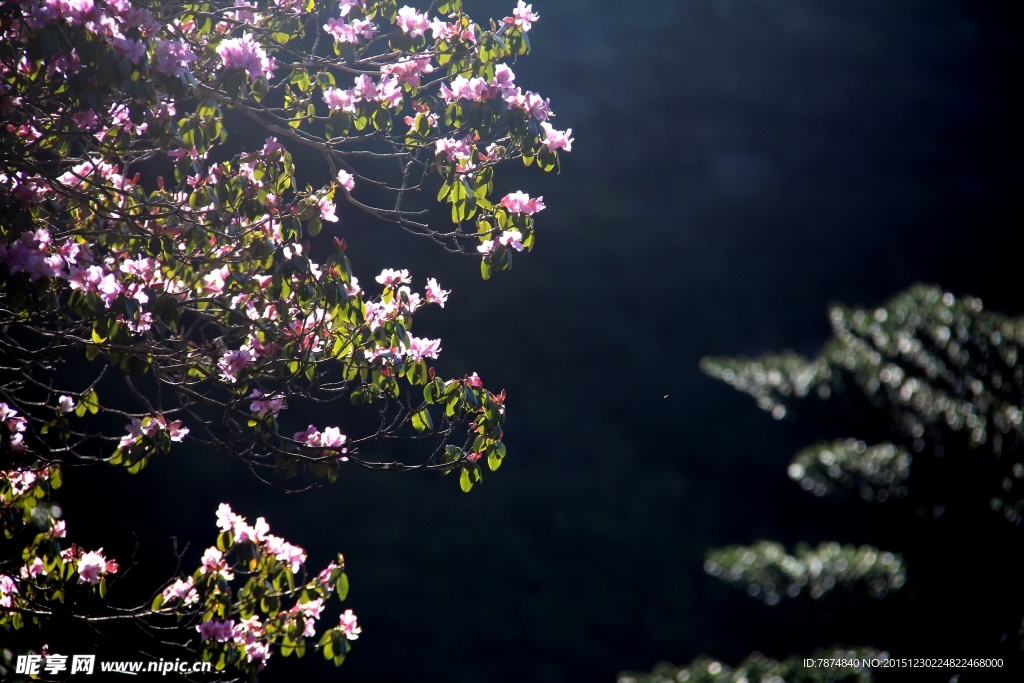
[411,408,433,433]
[459,467,473,492]
[336,572,349,601]
[308,216,322,236]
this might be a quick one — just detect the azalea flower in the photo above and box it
[425,278,449,307]
[396,6,430,36]
[540,121,573,153]
[77,548,118,584]
[500,191,545,215]
[375,268,411,287]
[339,609,362,639]
[337,169,356,191]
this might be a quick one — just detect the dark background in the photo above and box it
[46,0,1024,681]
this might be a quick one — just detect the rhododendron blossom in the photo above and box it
[425,278,449,307]
[77,549,118,584]
[506,1,539,31]
[339,609,361,640]
[216,33,277,80]
[500,191,546,215]
[375,268,411,287]
[396,6,430,37]
[323,17,374,44]
[540,122,574,152]
[337,169,356,191]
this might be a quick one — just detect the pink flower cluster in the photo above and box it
[439,63,516,103]
[293,425,348,453]
[1,403,29,453]
[0,575,17,608]
[286,597,324,637]
[75,547,119,584]
[540,121,573,153]
[249,390,287,419]
[339,609,361,639]
[380,55,434,87]
[118,415,189,448]
[216,33,277,80]
[153,39,198,77]
[322,74,404,113]
[405,335,441,362]
[161,576,199,606]
[0,228,68,282]
[499,191,545,215]
[503,1,539,31]
[323,17,374,44]
[429,17,476,43]
[395,6,430,37]
[478,229,524,255]
[434,136,474,164]
[213,503,308,574]
[337,169,356,191]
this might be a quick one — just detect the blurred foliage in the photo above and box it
[704,541,905,605]
[701,283,1024,523]
[786,440,911,502]
[627,284,1024,682]
[618,648,883,683]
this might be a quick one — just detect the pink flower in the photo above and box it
[323,17,375,44]
[375,268,411,287]
[201,266,230,296]
[434,136,474,163]
[322,86,358,113]
[72,109,99,130]
[396,6,430,37]
[492,64,516,95]
[249,390,287,418]
[337,169,356,191]
[199,546,233,580]
[197,619,235,642]
[500,191,545,215]
[216,33,276,80]
[219,348,255,383]
[294,424,322,447]
[0,575,16,608]
[429,18,458,40]
[273,540,306,574]
[49,519,66,538]
[153,39,198,77]
[320,426,347,448]
[424,278,449,307]
[504,1,539,31]
[162,576,199,605]
[339,609,362,640]
[498,229,525,251]
[58,395,75,413]
[318,197,338,222]
[298,597,324,619]
[112,37,146,63]
[381,55,434,87]
[377,76,404,109]
[540,121,573,153]
[466,372,484,387]
[262,137,284,155]
[317,562,339,590]
[77,548,117,584]
[22,557,46,579]
[406,335,441,362]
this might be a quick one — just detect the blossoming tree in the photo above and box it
[0,0,571,675]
